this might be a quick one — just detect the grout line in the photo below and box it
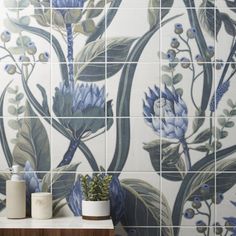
[105,2,108,173]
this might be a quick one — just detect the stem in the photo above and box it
[180,138,191,170]
[57,139,80,167]
[66,24,74,83]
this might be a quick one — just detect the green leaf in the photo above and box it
[13,101,50,172]
[143,140,185,181]
[0,173,11,195]
[223,109,230,116]
[230,110,236,116]
[175,88,183,96]
[51,163,80,200]
[194,145,209,152]
[74,37,136,81]
[162,74,172,86]
[8,119,20,130]
[227,99,235,108]
[162,65,172,72]
[36,84,50,116]
[221,13,236,37]
[121,179,174,236]
[8,105,17,115]
[7,87,18,94]
[148,0,174,29]
[192,128,211,144]
[17,106,25,114]
[218,116,227,126]
[225,121,234,128]
[172,73,183,84]
[15,92,24,101]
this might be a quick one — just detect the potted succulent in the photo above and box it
[81,174,112,220]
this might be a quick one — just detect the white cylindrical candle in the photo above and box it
[31,193,52,219]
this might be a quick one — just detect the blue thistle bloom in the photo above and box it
[52,0,84,9]
[66,178,83,216]
[24,161,41,215]
[143,85,188,140]
[109,176,126,225]
[210,81,230,112]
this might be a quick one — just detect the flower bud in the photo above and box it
[184,208,195,219]
[212,193,224,204]
[192,196,202,209]
[174,23,183,34]
[196,220,207,233]
[1,31,11,43]
[171,38,180,48]
[180,57,190,68]
[166,49,176,62]
[195,54,204,65]
[215,59,224,70]
[5,64,16,75]
[213,223,223,235]
[206,46,215,58]
[39,52,50,62]
[19,55,30,65]
[186,28,196,39]
[26,42,37,55]
[200,184,210,196]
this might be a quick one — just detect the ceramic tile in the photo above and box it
[160,62,215,118]
[107,63,160,117]
[162,227,216,236]
[215,172,236,232]
[106,117,160,172]
[106,7,160,63]
[51,8,106,63]
[51,118,106,171]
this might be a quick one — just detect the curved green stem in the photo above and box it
[180,138,191,170]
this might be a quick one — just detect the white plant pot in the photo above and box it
[82,200,110,220]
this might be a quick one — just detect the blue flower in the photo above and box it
[109,176,126,225]
[52,0,84,8]
[66,177,83,216]
[143,85,188,140]
[210,81,230,112]
[53,82,112,140]
[24,161,41,214]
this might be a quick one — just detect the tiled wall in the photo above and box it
[0,0,236,235]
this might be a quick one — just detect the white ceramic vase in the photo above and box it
[82,200,110,220]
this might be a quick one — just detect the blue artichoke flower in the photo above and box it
[24,161,41,215]
[66,177,83,216]
[143,85,188,140]
[52,0,84,8]
[109,175,126,225]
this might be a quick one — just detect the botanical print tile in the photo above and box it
[0,117,51,172]
[51,63,106,118]
[160,62,215,118]
[106,117,160,172]
[216,173,236,235]
[51,118,106,171]
[162,172,216,228]
[107,63,160,118]
[106,7,160,63]
[163,227,216,236]
[216,117,236,171]
[0,1,51,63]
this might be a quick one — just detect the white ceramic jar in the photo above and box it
[31,192,52,219]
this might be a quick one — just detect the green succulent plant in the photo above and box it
[81,174,112,201]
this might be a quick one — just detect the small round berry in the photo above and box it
[200,184,210,195]
[166,49,176,62]
[174,23,183,34]
[171,38,180,48]
[196,220,207,233]
[19,55,30,64]
[195,54,204,65]
[184,208,195,219]
[4,64,16,75]
[213,223,223,235]
[39,52,50,62]
[1,30,11,43]
[192,196,202,209]
[212,193,224,204]
[215,59,224,70]
[206,46,215,58]
[26,42,37,55]
[186,28,196,39]
[180,57,191,68]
